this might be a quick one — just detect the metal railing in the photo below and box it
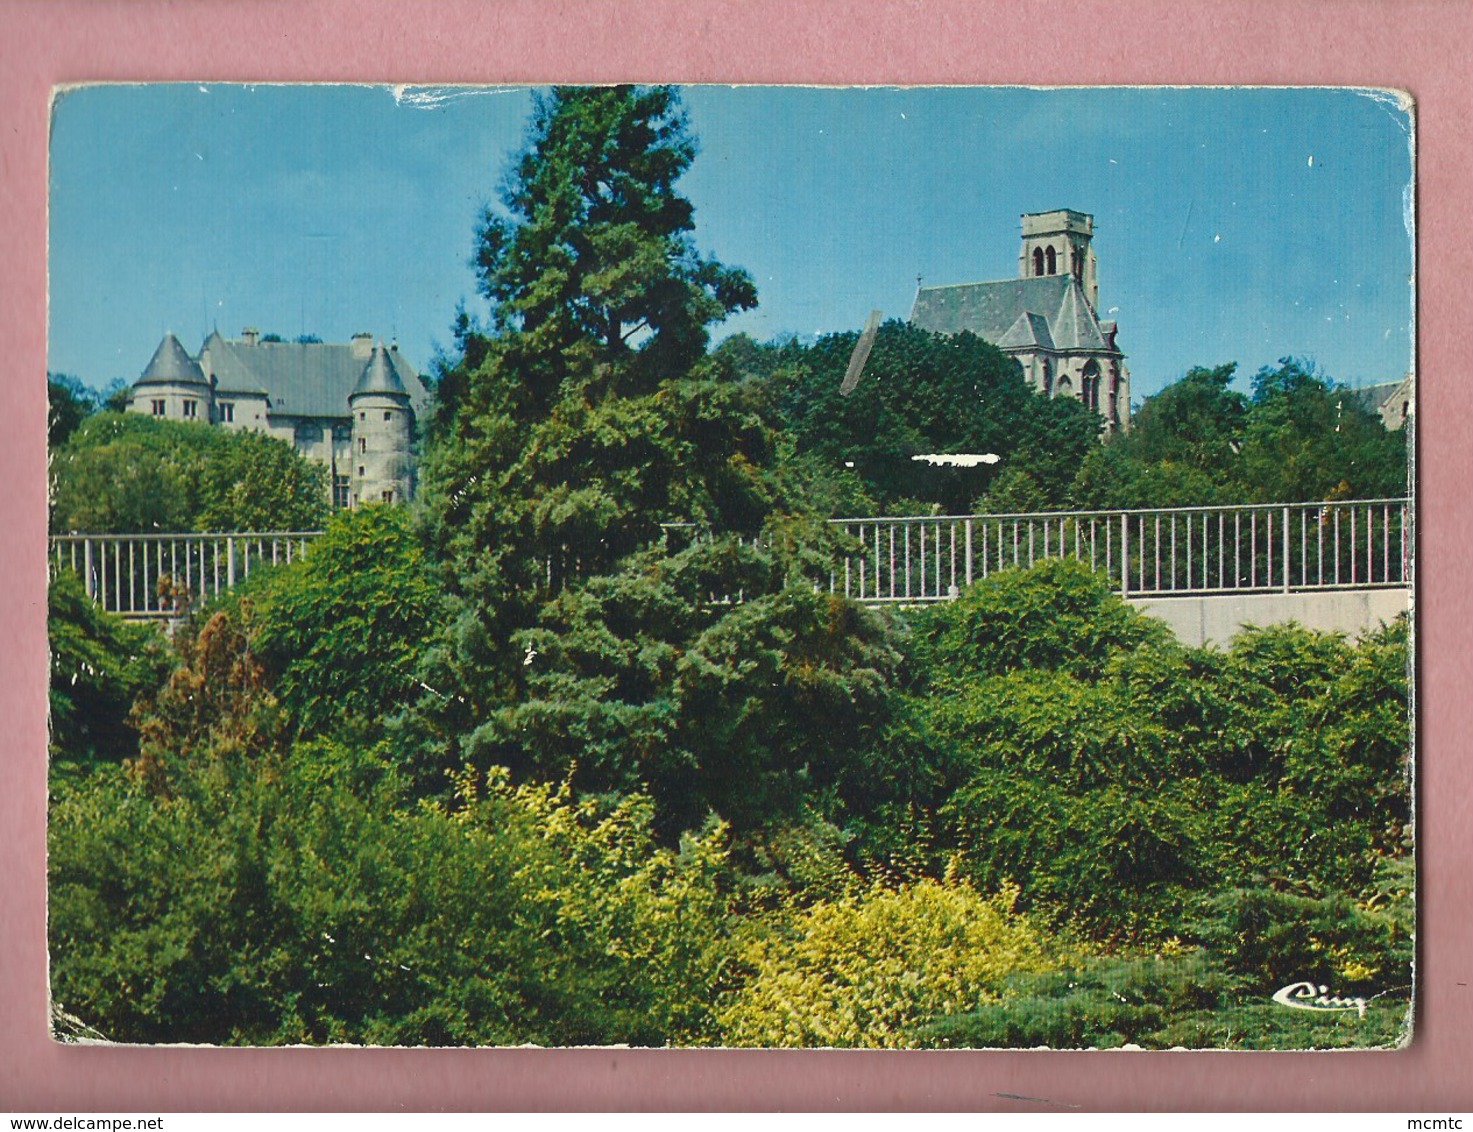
[826,499,1411,604]
[49,531,322,618]
[48,500,1412,618]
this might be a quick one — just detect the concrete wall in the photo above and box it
[1129,587,1410,648]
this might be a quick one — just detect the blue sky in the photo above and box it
[47,84,1413,402]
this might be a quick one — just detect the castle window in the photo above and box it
[384,411,392,422]
[182,399,198,419]
[358,466,365,477]
[382,490,394,504]
[150,399,165,416]
[359,437,366,454]
[1045,246,1057,275]
[219,402,235,423]
[1032,247,1044,276]
[359,411,365,421]
[332,474,350,510]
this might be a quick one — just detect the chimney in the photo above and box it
[351,332,373,359]
[241,326,259,346]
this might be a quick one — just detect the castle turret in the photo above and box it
[128,332,213,423]
[1018,209,1099,313]
[348,342,414,506]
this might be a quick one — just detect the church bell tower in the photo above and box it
[1018,209,1099,312]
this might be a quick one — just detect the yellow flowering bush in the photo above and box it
[717,874,1061,1048]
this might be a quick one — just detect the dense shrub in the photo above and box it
[716,876,1061,1048]
[250,505,442,740]
[48,749,737,1046]
[907,558,1172,685]
[925,946,1408,1050]
[47,570,171,765]
[857,560,1411,947]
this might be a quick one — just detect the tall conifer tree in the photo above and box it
[411,87,898,832]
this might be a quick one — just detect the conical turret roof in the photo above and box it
[136,332,207,387]
[350,342,409,399]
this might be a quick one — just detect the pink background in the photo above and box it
[3,0,1468,1112]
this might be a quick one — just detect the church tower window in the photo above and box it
[1033,247,1044,276]
[1045,246,1057,274]
[1081,361,1101,412]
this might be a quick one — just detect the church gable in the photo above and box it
[996,310,1055,351]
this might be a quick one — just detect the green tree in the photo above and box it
[465,536,902,837]
[769,321,1100,515]
[1238,358,1407,502]
[412,85,902,835]
[47,570,171,766]
[196,427,331,531]
[471,85,756,398]
[250,506,442,740]
[1070,358,1407,508]
[50,412,328,533]
[48,374,98,449]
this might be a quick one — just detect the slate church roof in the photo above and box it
[910,274,1116,355]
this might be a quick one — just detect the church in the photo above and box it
[910,209,1131,432]
[126,328,431,509]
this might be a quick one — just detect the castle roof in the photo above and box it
[195,332,429,419]
[136,332,208,387]
[350,343,410,400]
[910,274,1117,356]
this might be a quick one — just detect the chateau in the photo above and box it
[910,209,1131,432]
[126,329,431,509]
